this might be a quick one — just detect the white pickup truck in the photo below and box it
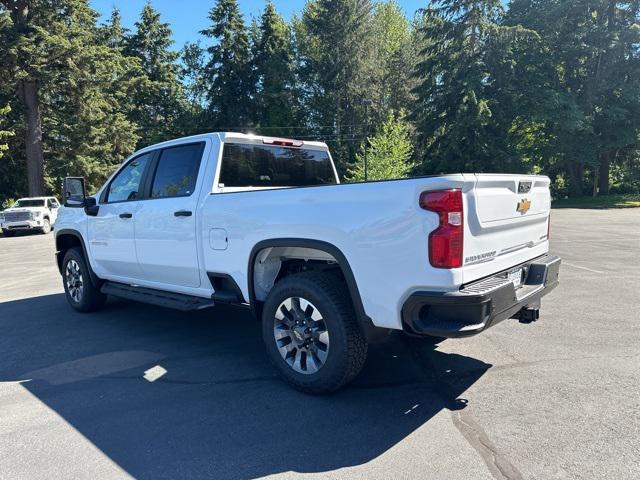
[54,132,560,393]
[1,196,60,236]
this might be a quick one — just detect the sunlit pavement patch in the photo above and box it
[143,365,168,382]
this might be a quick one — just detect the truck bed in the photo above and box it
[201,173,550,329]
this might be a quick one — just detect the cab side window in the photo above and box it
[150,143,204,199]
[106,153,152,203]
[48,199,60,208]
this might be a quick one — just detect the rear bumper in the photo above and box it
[402,254,561,338]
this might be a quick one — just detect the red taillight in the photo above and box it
[262,137,304,147]
[420,189,463,269]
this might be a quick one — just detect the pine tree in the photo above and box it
[180,41,208,132]
[0,0,50,195]
[0,0,142,196]
[126,3,185,146]
[297,0,376,174]
[201,0,252,129]
[253,1,298,136]
[98,8,127,50]
[41,3,141,193]
[413,0,521,174]
[347,110,415,182]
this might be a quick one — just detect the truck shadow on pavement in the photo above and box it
[1,293,491,479]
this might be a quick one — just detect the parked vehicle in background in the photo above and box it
[1,197,60,236]
[54,132,560,393]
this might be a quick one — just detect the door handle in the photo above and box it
[119,213,133,219]
[174,210,192,217]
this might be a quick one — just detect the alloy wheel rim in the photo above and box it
[65,259,84,303]
[273,297,330,375]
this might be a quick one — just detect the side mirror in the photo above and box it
[84,196,99,216]
[63,177,86,207]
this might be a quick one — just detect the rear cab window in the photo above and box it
[218,143,337,190]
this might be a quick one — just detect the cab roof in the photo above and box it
[135,132,330,156]
[16,196,57,201]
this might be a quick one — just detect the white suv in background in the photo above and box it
[1,197,60,236]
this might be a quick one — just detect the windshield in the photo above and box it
[13,199,45,208]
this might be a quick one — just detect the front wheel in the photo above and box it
[261,271,368,394]
[40,218,51,234]
[62,247,107,312]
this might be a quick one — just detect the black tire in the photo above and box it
[40,218,51,234]
[62,247,107,313]
[261,271,368,394]
[2,229,15,237]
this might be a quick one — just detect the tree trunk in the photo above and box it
[598,151,611,196]
[6,0,46,196]
[566,160,584,197]
[20,80,45,196]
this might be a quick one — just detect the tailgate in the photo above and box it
[463,174,551,283]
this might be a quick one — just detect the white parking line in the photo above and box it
[562,262,604,274]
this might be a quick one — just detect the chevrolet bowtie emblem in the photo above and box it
[516,198,531,214]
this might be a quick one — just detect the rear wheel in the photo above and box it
[2,229,15,237]
[262,271,368,394]
[62,247,107,312]
[40,218,51,234]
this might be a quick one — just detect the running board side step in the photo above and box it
[100,282,215,311]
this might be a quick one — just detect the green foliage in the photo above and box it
[252,1,298,136]
[125,3,185,147]
[506,0,640,196]
[180,41,208,113]
[413,0,527,173]
[347,111,414,182]
[201,0,253,129]
[42,2,142,193]
[0,0,638,201]
[553,194,640,209]
[370,2,416,116]
[0,104,12,159]
[1,197,16,209]
[296,0,376,174]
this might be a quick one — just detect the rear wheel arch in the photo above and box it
[248,239,372,332]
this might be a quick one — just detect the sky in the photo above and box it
[89,1,426,50]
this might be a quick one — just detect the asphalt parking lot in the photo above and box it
[1,208,639,480]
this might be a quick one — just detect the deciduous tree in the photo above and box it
[507,0,640,196]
